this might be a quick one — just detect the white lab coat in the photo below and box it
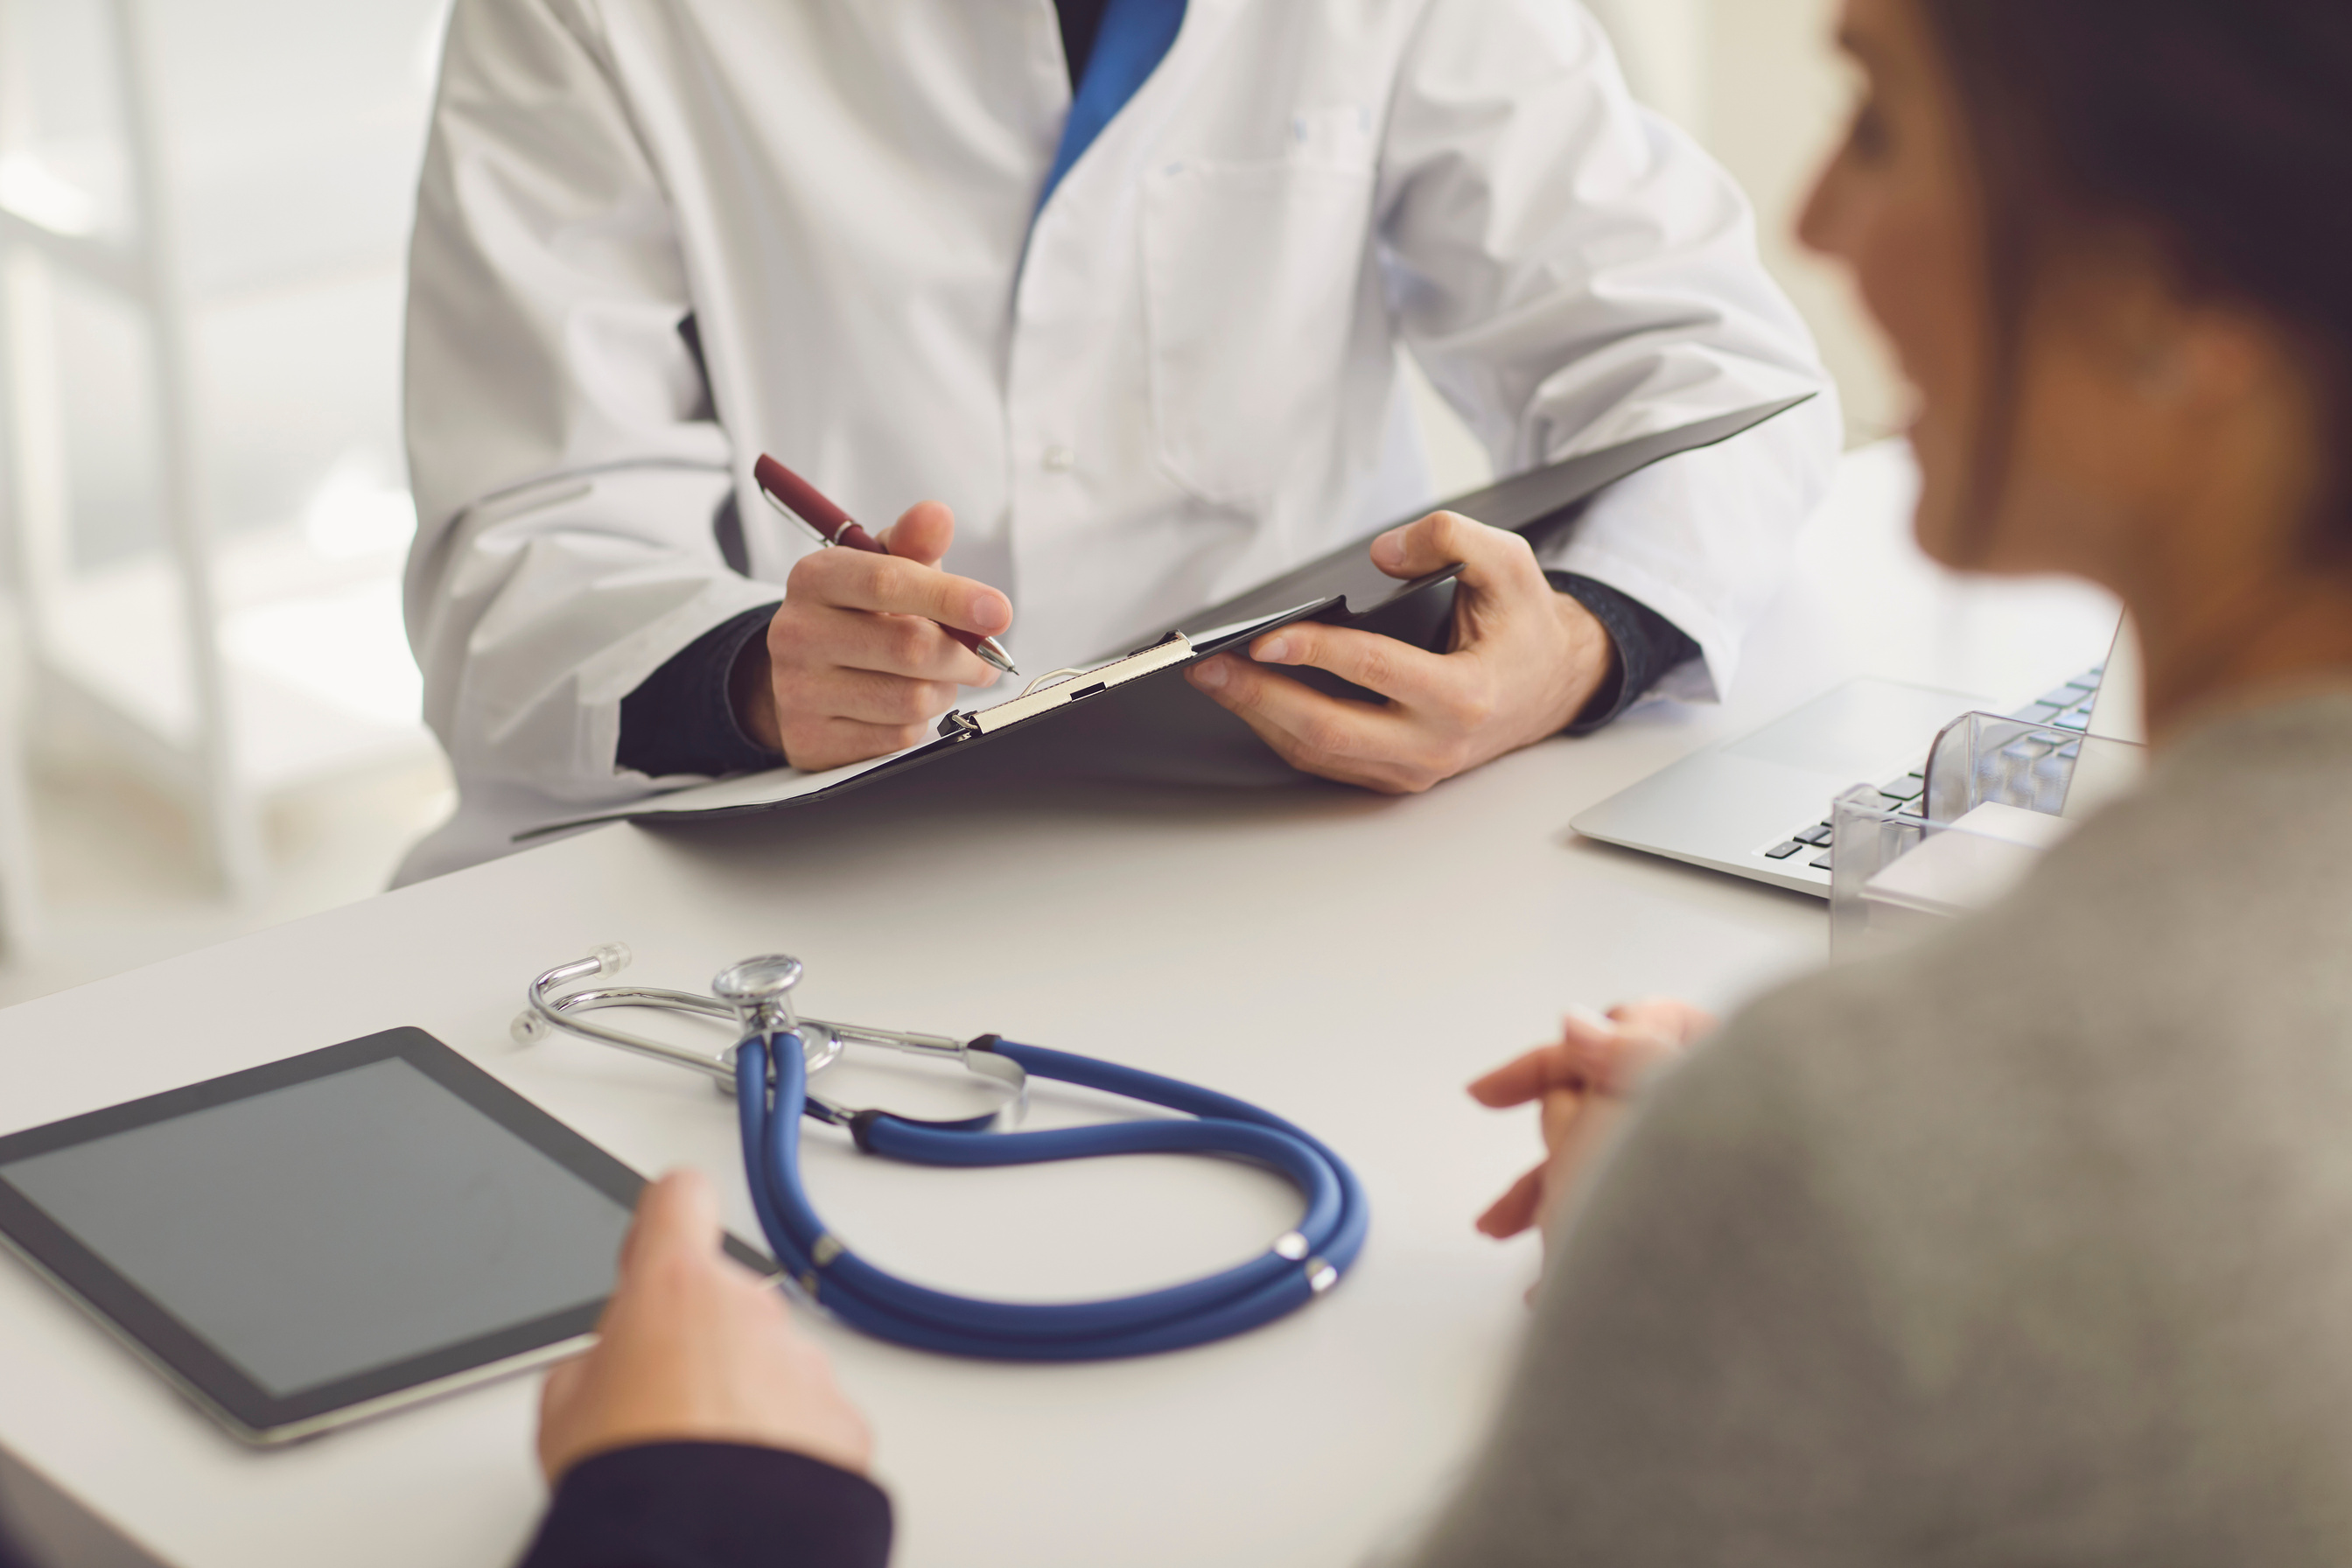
[399,0,1840,880]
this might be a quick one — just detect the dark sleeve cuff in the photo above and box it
[519,1442,892,1568]
[1546,572,1702,737]
[616,604,785,778]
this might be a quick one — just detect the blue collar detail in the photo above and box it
[1038,0,1188,209]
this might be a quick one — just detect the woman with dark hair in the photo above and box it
[1402,0,2352,1558]
[499,1,2352,1563]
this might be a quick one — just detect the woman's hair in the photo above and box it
[1916,0,2352,553]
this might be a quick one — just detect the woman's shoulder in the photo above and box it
[1651,690,2352,1245]
[1729,690,2352,1071]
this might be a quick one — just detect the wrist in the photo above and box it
[617,602,786,778]
[1545,572,1703,736]
[1546,591,1621,734]
[729,623,783,753]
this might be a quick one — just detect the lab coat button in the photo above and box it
[1042,444,1075,472]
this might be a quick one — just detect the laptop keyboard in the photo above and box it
[1764,662,2107,872]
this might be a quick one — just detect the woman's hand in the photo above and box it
[1468,1000,1718,1250]
[536,1170,873,1484]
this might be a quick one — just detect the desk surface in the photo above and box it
[0,445,2119,1568]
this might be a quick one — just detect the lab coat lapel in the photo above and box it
[1028,0,1249,230]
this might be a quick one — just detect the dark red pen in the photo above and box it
[752,454,1018,676]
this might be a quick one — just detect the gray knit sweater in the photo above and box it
[1410,690,2352,1564]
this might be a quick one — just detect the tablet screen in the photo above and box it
[0,1028,751,1442]
[2,1056,631,1396]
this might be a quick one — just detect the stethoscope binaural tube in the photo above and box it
[736,1028,1370,1361]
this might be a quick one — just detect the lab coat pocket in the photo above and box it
[1142,157,1376,508]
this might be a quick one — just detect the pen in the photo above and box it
[752,454,1019,676]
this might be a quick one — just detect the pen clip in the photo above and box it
[757,484,838,548]
[935,631,1189,740]
[753,453,854,547]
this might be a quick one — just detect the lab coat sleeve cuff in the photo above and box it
[1530,397,1845,707]
[615,603,786,780]
[520,1441,892,1568]
[1548,572,1701,737]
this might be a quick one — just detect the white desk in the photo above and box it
[0,445,2118,1568]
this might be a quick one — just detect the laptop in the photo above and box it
[1572,619,2138,898]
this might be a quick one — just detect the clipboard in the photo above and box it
[523,394,1814,836]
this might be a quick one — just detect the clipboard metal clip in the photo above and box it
[938,630,1194,741]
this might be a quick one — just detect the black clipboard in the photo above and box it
[524,394,1813,835]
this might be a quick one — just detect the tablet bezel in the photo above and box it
[0,1026,770,1446]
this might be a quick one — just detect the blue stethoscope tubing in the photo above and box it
[734,1030,1370,1360]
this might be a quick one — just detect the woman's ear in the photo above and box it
[2166,307,2286,412]
[2102,270,2275,413]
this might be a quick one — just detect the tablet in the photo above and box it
[0,1026,771,1446]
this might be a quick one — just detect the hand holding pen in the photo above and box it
[729,456,1016,773]
[755,457,1017,676]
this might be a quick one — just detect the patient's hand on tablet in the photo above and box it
[1469,1000,1717,1257]
[536,1170,872,1482]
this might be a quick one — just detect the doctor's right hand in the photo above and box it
[732,500,1012,772]
[536,1170,872,1484]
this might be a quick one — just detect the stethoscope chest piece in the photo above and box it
[520,947,1369,1362]
[710,955,805,1032]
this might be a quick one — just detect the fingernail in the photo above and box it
[1371,528,1408,569]
[1256,635,1292,663]
[1562,1008,1620,1047]
[1189,659,1228,691]
[970,594,1008,631]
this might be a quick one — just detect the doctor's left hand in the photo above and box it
[1183,513,1617,793]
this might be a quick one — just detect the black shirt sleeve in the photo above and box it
[0,1510,32,1568]
[616,604,784,779]
[518,1442,892,1568]
[1548,572,1703,737]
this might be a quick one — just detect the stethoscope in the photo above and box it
[515,946,1368,1360]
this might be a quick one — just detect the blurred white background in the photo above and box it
[0,0,1881,1006]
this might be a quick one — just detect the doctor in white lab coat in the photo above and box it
[398,0,1839,880]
